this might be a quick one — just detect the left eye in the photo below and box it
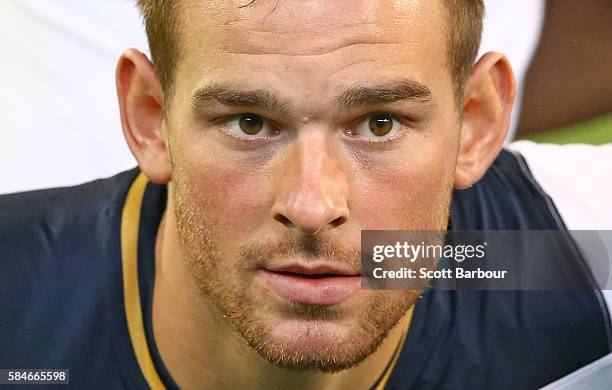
[347,113,401,140]
[225,113,276,138]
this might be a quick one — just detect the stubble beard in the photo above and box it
[171,172,453,373]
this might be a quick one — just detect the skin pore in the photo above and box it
[116,1,515,389]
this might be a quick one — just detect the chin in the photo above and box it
[228,292,416,372]
[270,316,357,348]
[248,318,378,372]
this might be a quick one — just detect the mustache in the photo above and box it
[239,232,361,269]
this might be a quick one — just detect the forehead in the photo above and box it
[179,0,445,53]
[173,0,451,112]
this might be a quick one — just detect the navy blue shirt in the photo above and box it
[1,150,610,389]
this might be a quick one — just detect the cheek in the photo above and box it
[174,142,272,237]
[350,133,457,229]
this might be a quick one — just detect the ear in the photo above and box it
[116,48,171,184]
[454,52,516,189]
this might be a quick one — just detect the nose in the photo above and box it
[271,131,349,236]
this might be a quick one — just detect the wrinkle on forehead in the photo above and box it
[222,42,409,58]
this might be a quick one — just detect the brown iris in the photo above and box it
[368,114,394,136]
[239,114,264,135]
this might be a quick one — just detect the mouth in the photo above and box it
[259,263,362,306]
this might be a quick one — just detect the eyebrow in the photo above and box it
[336,80,433,109]
[192,84,290,114]
[191,79,433,115]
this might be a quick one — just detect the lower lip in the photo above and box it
[259,270,361,305]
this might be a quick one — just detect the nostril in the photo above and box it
[273,213,293,227]
[331,215,347,228]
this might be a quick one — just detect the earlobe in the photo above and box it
[116,48,171,184]
[454,52,516,189]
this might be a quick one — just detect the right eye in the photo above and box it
[225,113,275,138]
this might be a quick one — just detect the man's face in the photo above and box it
[166,0,459,371]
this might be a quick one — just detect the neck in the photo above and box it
[152,208,411,390]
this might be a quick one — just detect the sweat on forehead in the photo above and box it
[137,0,483,100]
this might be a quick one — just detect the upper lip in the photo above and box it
[264,262,360,276]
